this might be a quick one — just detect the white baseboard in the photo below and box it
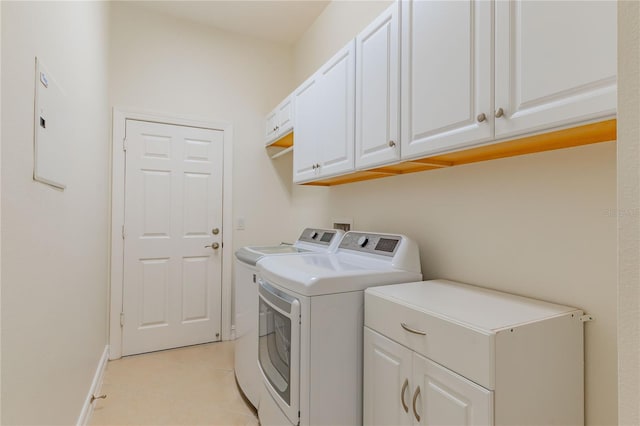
[76,345,109,426]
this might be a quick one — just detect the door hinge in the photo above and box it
[123,137,127,152]
[121,225,125,239]
[120,312,125,327]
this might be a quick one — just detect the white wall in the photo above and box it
[1,2,110,424]
[109,2,329,256]
[0,2,3,420]
[618,2,640,425]
[292,2,618,424]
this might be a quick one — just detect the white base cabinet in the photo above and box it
[365,328,493,426]
[364,279,584,426]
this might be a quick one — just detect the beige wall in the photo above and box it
[293,0,392,84]
[618,2,640,425]
[1,1,110,424]
[291,1,619,424]
[109,2,329,256]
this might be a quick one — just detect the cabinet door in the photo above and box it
[277,95,294,137]
[293,74,321,183]
[317,40,356,179]
[364,328,413,426]
[264,109,278,145]
[401,0,493,160]
[412,353,493,426]
[494,0,617,139]
[355,2,400,170]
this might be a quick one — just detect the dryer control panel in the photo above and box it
[298,228,339,246]
[339,232,401,257]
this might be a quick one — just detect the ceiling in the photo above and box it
[133,1,331,45]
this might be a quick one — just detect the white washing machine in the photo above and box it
[255,231,422,426]
[234,228,344,408]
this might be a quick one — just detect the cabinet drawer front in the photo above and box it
[365,292,495,389]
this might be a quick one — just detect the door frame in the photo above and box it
[109,107,234,360]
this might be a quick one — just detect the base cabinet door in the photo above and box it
[364,328,493,426]
[364,328,413,426]
[412,353,493,426]
[494,0,617,139]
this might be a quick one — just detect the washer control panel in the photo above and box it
[298,228,339,246]
[339,232,401,257]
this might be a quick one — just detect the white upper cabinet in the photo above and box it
[276,96,294,138]
[401,0,493,160]
[293,74,321,182]
[355,1,401,170]
[494,0,617,140]
[264,109,278,144]
[293,41,356,183]
[265,94,295,145]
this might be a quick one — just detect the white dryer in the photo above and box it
[233,228,343,408]
[255,231,422,426]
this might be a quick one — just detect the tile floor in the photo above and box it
[90,341,259,426]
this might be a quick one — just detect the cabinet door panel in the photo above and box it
[318,41,355,178]
[356,2,400,170]
[277,96,294,136]
[494,0,617,139]
[364,328,412,426]
[401,0,493,159]
[413,353,493,426]
[293,75,321,183]
[264,110,278,144]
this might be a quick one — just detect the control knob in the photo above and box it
[357,236,369,247]
[310,231,319,240]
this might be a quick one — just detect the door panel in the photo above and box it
[293,75,321,183]
[356,1,400,170]
[318,41,355,177]
[364,328,412,426]
[494,0,617,139]
[401,0,493,159]
[413,353,493,426]
[123,119,224,356]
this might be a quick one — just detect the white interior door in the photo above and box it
[122,119,224,356]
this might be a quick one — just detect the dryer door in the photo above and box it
[258,279,301,425]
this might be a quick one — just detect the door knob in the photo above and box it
[205,242,220,250]
[476,112,487,123]
[211,228,220,235]
[495,107,505,118]
[388,140,396,148]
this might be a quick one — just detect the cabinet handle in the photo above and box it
[495,107,504,118]
[400,379,409,413]
[412,386,421,422]
[476,112,487,122]
[388,140,396,148]
[401,322,427,335]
